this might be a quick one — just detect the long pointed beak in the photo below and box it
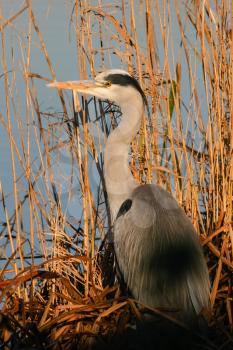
[47,80,102,93]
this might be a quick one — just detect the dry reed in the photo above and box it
[0,1,232,349]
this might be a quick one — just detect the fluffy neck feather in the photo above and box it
[104,96,144,221]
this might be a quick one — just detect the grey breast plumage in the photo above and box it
[114,184,210,321]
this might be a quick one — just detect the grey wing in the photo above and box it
[113,184,210,320]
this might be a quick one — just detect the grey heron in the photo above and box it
[48,69,210,324]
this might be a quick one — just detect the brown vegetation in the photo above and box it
[0,1,232,349]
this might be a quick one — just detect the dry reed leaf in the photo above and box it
[97,301,128,318]
[0,3,28,31]
[52,324,71,340]
[84,7,135,48]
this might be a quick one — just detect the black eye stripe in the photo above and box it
[104,74,147,105]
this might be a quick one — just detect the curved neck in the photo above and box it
[104,97,144,221]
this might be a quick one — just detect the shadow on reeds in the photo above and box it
[1,306,231,350]
[92,322,210,350]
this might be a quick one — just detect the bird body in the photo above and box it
[114,184,209,321]
[48,69,210,324]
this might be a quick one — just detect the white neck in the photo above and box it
[104,96,144,221]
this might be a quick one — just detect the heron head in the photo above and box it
[48,69,147,107]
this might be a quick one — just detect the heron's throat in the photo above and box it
[104,100,144,221]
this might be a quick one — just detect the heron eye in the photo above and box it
[104,81,111,87]
[95,80,111,87]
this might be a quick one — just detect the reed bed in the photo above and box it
[0,0,232,349]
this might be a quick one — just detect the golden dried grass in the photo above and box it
[0,0,232,349]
